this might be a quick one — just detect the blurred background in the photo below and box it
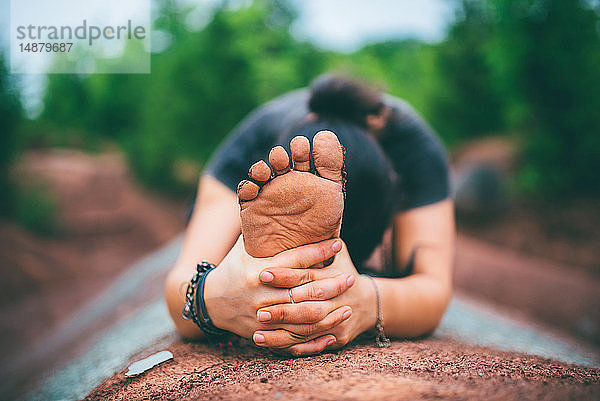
[1,0,599,397]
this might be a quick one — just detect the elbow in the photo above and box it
[174,323,203,342]
[164,267,204,340]
[423,281,453,335]
[404,279,452,338]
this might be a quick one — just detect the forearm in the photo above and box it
[323,258,451,342]
[165,268,207,339]
[373,273,452,338]
[379,200,454,337]
[166,232,238,339]
[165,175,240,339]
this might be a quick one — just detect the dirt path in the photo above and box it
[3,148,599,400]
[455,234,600,346]
[18,237,597,400]
[0,149,186,371]
[85,338,600,401]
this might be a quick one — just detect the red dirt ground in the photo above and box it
[452,136,600,277]
[86,338,600,401]
[458,199,600,278]
[0,149,187,368]
[2,147,599,400]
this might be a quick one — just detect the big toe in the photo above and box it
[312,130,344,184]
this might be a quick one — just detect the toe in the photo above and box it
[312,130,344,184]
[249,160,271,182]
[290,136,311,172]
[237,180,260,202]
[269,146,291,175]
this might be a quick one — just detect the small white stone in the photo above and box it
[125,350,173,377]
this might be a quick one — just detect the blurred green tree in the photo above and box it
[432,0,507,144]
[0,54,23,216]
[127,0,325,190]
[35,0,600,199]
[85,73,148,140]
[488,0,600,196]
[333,40,442,131]
[41,74,88,132]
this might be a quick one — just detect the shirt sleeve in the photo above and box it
[381,97,451,212]
[204,89,309,192]
[204,109,276,192]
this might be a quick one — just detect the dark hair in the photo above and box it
[308,74,385,128]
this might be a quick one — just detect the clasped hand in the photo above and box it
[205,236,374,356]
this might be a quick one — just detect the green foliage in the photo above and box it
[329,40,441,126]
[430,0,600,196]
[432,0,507,143]
[126,0,326,190]
[85,74,148,140]
[130,6,258,189]
[42,74,88,130]
[487,0,600,196]
[0,54,23,216]
[35,0,600,198]
[38,0,329,192]
[1,54,58,233]
[13,184,59,235]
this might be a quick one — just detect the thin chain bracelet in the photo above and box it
[366,275,391,348]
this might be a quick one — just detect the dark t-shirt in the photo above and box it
[205,88,450,267]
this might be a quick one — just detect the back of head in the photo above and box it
[308,74,385,129]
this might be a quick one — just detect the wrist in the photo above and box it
[356,275,378,333]
[203,265,232,332]
[363,275,391,347]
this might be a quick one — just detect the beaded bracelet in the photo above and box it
[182,262,228,337]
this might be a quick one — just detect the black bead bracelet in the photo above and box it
[182,262,228,337]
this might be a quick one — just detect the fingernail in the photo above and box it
[326,336,336,346]
[259,271,274,282]
[346,275,355,287]
[257,311,271,322]
[331,240,342,252]
[342,308,352,320]
[253,332,265,344]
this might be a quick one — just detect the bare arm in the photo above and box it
[165,174,352,343]
[376,198,455,337]
[255,198,455,349]
[164,174,240,339]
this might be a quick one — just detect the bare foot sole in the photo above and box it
[238,131,345,259]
